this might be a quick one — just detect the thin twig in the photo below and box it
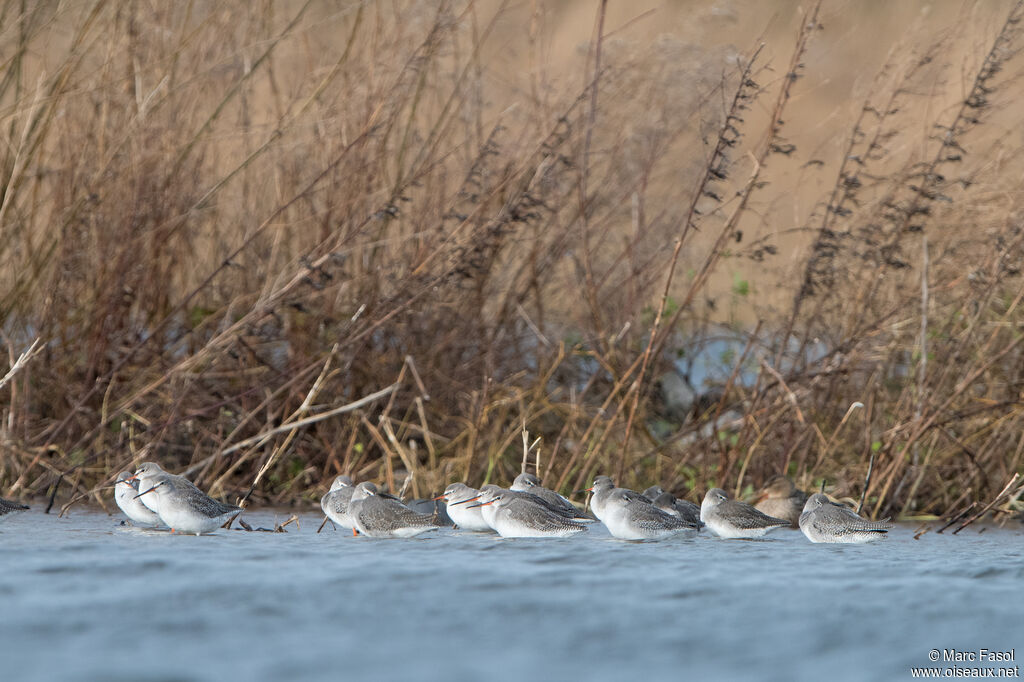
[856,444,880,516]
[0,338,41,393]
[935,501,977,534]
[952,473,1021,534]
[221,383,398,457]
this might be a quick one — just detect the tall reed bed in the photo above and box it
[1,1,1022,521]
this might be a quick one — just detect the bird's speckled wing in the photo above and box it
[642,486,665,501]
[528,487,590,519]
[0,496,29,516]
[322,488,354,517]
[818,502,893,533]
[626,500,698,531]
[671,498,702,526]
[169,476,242,518]
[718,500,789,529]
[616,488,650,505]
[503,498,586,533]
[358,497,438,531]
[508,490,577,519]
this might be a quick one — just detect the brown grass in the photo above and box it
[1,0,1023,523]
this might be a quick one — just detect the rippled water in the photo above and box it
[1,510,1020,681]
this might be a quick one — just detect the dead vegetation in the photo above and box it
[1,0,1023,523]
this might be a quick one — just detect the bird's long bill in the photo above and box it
[431,494,447,501]
[574,486,594,495]
[133,485,159,500]
[465,500,494,509]
[449,494,481,506]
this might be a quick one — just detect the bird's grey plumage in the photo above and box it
[159,478,242,517]
[439,483,494,532]
[133,462,242,534]
[642,486,666,501]
[510,472,591,520]
[602,489,698,540]
[754,475,809,528]
[321,475,357,529]
[349,482,439,538]
[472,489,587,538]
[701,488,789,539]
[0,496,29,521]
[132,462,178,514]
[480,483,585,521]
[406,498,454,526]
[114,471,161,526]
[588,476,647,523]
[651,492,703,529]
[799,493,893,543]
[641,484,703,526]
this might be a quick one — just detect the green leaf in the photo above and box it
[663,296,679,319]
[732,272,749,297]
[188,305,216,328]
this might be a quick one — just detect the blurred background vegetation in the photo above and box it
[1,0,1023,521]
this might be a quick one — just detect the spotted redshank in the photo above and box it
[700,488,789,539]
[585,476,648,525]
[348,482,439,538]
[467,488,587,538]
[133,462,242,535]
[601,488,699,540]
[0,495,28,522]
[651,492,703,529]
[510,473,592,521]
[799,493,893,543]
[642,486,703,528]
[321,475,356,530]
[114,471,161,527]
[435,483,494,532]
[455,484,586,522]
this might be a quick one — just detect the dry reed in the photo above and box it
[1,1,1023,525]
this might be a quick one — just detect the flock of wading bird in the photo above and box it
[0,461,895,544]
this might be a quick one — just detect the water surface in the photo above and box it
[1,510,1020,681]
